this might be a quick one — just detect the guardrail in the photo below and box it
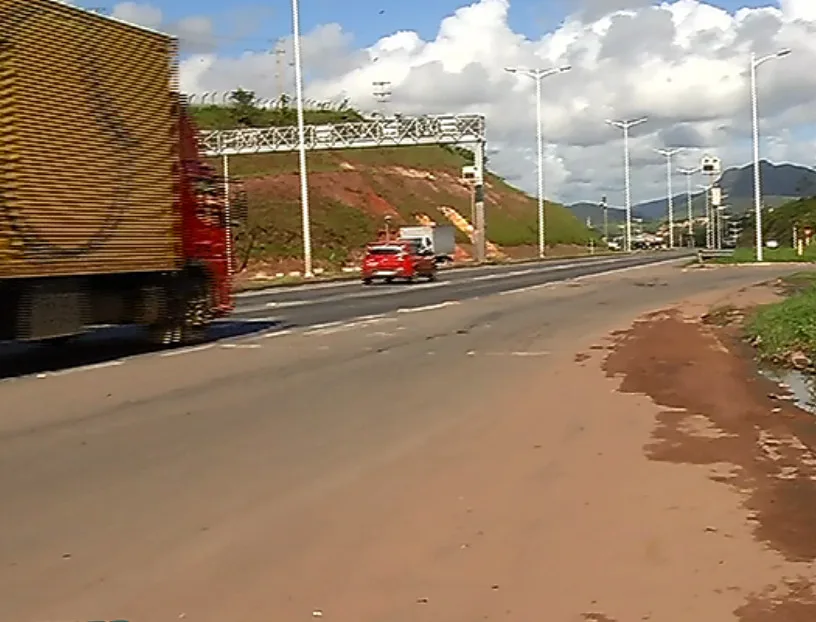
[697,248,734,261]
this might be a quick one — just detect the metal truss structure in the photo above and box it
[200,114,486,157]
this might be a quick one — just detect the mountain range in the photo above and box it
[568,160,816,225]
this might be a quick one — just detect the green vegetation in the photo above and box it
[746,272,816,362]
[763,196,816,244]
[191,89,593,268]
[711,246,816,264]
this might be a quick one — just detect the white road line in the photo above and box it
[397,301,458,313]
[236,280,358,298]
[36,360,124,378]
[237,282,450,315]
[303,321,345,334]
[304,315,390,335]
[160,343,215,357]
[259,329,294,339]
[471,268,533,281]
[499,283,555,296]
[569,257,687,281]
[220,343,262,349]
[498,258,686,296]
[237,259,634,315]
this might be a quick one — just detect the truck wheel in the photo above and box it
[179,279,212,345]
[147,277,211,346]
[362,278,373,285]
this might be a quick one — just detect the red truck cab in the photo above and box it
[177,101,234,317]
[361,240,436,285]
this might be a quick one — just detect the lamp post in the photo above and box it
[654,147,683,248]
[678,167,698,247]
[291,0,313,276]
[504,65,571,258]
[606,117,647,252]
[698,183,714,248]
[750,48,791,261]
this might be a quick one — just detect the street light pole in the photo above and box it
[606,117,648,252]
[698,183,713,248]
[654,148,682,248]
[505,65,571,258]
[678,167,697,247]
[750,48,791,262]
[291,0,313,277]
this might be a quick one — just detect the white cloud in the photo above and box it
[168,0,816,205]
[111,2,217,54]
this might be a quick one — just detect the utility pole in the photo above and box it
[504,65,571,258]
[274,44,286,99]
[290,0,312,277]
[750,48,791,261]
[606,117,648,252]
[372,80,391,115]
[678,167,697,247]
[654,148,682,248]
[601,195,609,243]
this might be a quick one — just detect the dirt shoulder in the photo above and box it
[600,278,816,620]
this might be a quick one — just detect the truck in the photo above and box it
[0,0,235,345]
[398,225,455,264]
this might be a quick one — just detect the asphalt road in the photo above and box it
[0,259,800,621]
[233,249,695,326]
[0,250,689,380]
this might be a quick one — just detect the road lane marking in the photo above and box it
[499,283,555,296]
[397,301,458,313]
[568,257,687,281]
[259,329,294,339]
[36,360,124,378]
[235,257,647,315]
[304,315,391,335]
[160,343,215,357]
[303,321,345,334]
[497,257,686,296]
[236,281,450,315]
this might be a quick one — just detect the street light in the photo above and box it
[505,65,571,258]
[750,48,791,261]
[677,167,698,246]
[698,183,715,248]
[291,0,313,276]
[606,117,647,252]
[654,147,683,248]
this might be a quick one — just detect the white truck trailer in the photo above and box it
[398,225,455,264]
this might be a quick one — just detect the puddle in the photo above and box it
[760,367,816,414]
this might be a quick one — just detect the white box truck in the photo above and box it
[399,225,455,264]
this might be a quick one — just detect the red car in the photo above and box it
[361,241,437,284]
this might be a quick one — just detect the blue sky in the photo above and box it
[81,0,780,56]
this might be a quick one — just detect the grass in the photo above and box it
[745,282,816,362]
[712,246,816,264]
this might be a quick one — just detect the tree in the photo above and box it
[228,88,261,127]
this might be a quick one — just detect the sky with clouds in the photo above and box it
[77,0,816,206]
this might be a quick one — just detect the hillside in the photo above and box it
[567,202,627,227]
[629,160,816,222]
[739,196,816,247]
[191,91,594,275]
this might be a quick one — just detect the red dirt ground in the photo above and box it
[601,283,816,620]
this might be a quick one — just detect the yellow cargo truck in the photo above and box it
[0,0,235,344]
